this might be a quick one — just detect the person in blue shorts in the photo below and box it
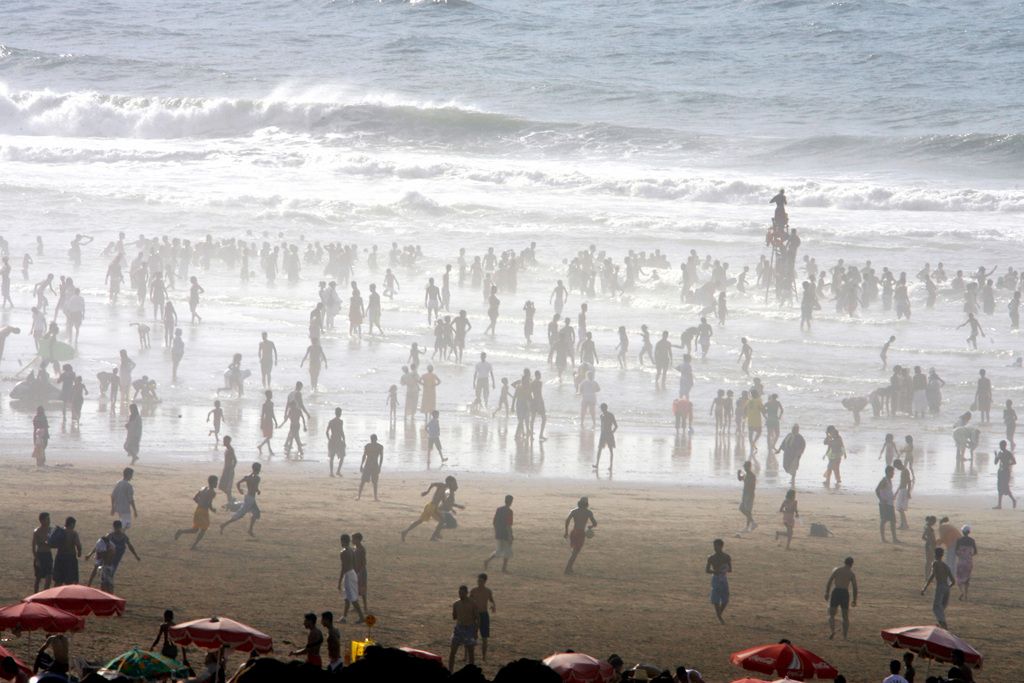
[706,538,732,624]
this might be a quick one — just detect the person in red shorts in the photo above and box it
[563,497,597,575]
[673,396,693,433]
[288,612,323,667]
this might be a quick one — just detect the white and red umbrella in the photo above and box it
[730,642,838,681]
[543,652,616,683]
[0,602,85,633]
[25,585,125,617]
[169,616,273,653]
[881,625,982,669]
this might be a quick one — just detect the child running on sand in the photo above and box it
[775,489,798,549]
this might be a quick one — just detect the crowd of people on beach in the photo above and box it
[1,194,1010,681]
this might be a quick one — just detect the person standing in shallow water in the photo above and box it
[257,390,278,457]
[994,440,1017,509]
[124,403,142,465]
[326,408,346,477]
[257,332,277,389]
[737,461,757,532]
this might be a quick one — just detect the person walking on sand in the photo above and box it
[894,459,912,529]
[353,532,369,614]
[110,467,138,530]
[776,489,798,549]
[469,573,497,662]
[876,466,898,543]
[219,436,237,507]
[337,534,365,624]
[706,538,732,624]
[175,475,218,550]
[921,548,955,629]
[357,434,384,501]
[449,585,479,672]
[737,461,757,532]
[824,557,858,640]
[564,497,597,575]
[32,512,53,592]
[922,515,938,580]
[485,495,514,573]
[954,525,977,601]
[220,463,261,537]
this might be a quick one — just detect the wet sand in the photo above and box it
[0,453,1019,680]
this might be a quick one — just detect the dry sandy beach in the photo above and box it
[0,452,1018,681]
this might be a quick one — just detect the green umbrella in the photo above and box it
[102,647,189,680]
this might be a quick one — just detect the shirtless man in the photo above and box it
[32,512,53,592]
[174,475,218,550]
[563,497,597,575]
[353,532,369,613]
[401,477,455,541]
[283,382,311,457]
[257,332,277,389]
[654,331,673,388]
[35,634,70,675]
[706,539,732,624]
[0,325,20,365]
[288,613,324,667]
[469,573,497,661]
[824,557,858,640]
[449,585,479,671]
[424,277,442,325]
[220,463,261,537]
[320,612,342,673]
[881,335,896,370]
[357,434,384,501]
[738,338,753,376]
[922,548,956,629]
[737,461,757,532]
[594,403,618,470]
[326,408,346,477]
[337,534,365,624]
[957,314,984,350]
[472,352,495,410]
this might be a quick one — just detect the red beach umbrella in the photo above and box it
[881,625,982,669]
[25,585,126,617]
[399,647,445,665]
[0,602,85,633]
[169,616,273,653]
[730,642,838,681]
[0,643,32,676]
[542,652,617,683]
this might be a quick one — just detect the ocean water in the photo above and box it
[1,0,1022,495]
